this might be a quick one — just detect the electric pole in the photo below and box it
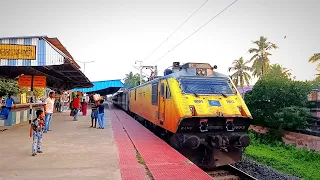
[135,60,158,85]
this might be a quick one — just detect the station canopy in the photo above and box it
[73,80,124,96]
[0,35,93,90]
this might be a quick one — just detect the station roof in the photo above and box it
[0,35,93,90]
[73,80,124,95]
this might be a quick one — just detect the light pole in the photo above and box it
[74,60,95,95]
[135,60,143,85]
[75,60,95,73]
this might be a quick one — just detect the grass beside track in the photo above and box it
[245,132,320,180]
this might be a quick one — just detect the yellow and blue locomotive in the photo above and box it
[113,62,252,169]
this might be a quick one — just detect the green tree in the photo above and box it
[245,64,311,130]
[33,88,45,99]
[228,57,252,89]
[0,78,20,97]
[248,36,279,78]
[308,53,320,71]
[124,72,145,88]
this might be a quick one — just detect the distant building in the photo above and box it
[237,86,254,95]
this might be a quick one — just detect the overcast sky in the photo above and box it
[1,0,319,83]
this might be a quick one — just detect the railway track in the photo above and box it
[206,165,258,180]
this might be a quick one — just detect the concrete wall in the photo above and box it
[249,125,320,151]
[0,104,44,126]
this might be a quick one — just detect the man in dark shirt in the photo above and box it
[90,102,98,128]
[97,100,105,129]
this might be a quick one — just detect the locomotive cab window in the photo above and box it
[151,83,158,105]
[160,83,165,97]
[179,77,236,95]
[135,89,137,101]
[166,86,171,99]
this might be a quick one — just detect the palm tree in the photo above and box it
[308,53,320,72]
[228,57,252,93]
[123,72,145,88]
[268,64,294,79]
[248,36,278,78]
[281,67,292,77]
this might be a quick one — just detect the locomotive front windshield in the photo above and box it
[179,77,236,95]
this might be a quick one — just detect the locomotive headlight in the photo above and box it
[189,105,195,116]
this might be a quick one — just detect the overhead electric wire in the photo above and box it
[142,0,209,62]
[152,0,238,65]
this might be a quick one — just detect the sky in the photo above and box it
[1,0,319,84]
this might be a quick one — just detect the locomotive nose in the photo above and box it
[239,134,250,147]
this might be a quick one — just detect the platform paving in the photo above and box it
[0,109,121,180]
[110,104,212,180]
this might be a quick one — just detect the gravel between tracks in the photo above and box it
[234,157,300,180]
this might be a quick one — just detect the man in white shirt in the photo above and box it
[44,91,55,133]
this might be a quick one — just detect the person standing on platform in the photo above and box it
[90,101,98,128]
[30,110,45,156]
[44,91,55,133]
[97,99,105,129]
[81,100,88,116]
[72,95,81,121]
[5,94,15,111]
[55,99,62,112]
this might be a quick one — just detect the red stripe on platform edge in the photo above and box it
[110,110,148,180]
[112,109,212,180]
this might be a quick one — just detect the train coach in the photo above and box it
[112,62,252,169]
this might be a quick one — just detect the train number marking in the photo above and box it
[181,127,193,130]
[194,100,203,103]
[226,100,234,104]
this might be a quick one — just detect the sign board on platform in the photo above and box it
[0,44,36,60]
[18,75,32,87]
[33,76,46,87]
[18,75,46,88]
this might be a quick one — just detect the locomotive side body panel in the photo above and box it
[129,78,182,133]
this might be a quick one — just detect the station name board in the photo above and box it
[0,44,36,60]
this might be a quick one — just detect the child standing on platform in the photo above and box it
[97,99,105,129]
[30,110,45,156]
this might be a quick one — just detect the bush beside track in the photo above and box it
[244,64,318,131]
[244,131,320,180]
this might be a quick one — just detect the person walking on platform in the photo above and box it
[44,92,55,133]
[72,95,81,121]
[97,99,105,129]
[81,100,88,116]
[30,110,45,156]
[90,101,98,128]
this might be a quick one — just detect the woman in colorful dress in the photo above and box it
[82,100,88,116]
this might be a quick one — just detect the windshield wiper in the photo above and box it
[221,93,227,98]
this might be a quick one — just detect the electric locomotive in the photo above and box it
[113,62,252,169]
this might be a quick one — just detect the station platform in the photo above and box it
[0,104,212,180]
